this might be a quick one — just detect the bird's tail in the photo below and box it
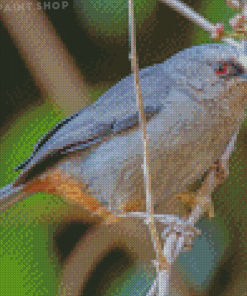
[0,173,120,224]
[0,183,27,212]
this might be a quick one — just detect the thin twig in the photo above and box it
[128,0,168,291]
[160,0,247,55]
[160,0,218,35]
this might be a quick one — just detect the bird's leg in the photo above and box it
[178,132,238,216]
[209,160,227,186]
[211,132,238,183]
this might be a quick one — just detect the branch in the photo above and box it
[0,0,91,116]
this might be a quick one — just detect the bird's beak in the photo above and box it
[237,52,247,80]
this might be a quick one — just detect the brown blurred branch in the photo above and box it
[0,0,91,116]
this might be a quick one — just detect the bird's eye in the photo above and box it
[214,62,244,78]
[216,63,228,75]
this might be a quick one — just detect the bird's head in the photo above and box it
[165,43,247,117]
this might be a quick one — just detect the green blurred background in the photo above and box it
[0,0,246,295]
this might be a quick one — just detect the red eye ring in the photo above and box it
[216,64,228,75]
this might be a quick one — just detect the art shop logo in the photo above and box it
[0,2,69,12]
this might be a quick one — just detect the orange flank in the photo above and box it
[23,170,120,224]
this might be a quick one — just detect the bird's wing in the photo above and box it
[14,62,179,182]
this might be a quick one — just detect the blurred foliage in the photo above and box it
[73,0,158,43]
[0,101,64,295]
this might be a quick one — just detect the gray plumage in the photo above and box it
[1,43,247,215]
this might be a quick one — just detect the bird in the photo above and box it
[0,43,247,224]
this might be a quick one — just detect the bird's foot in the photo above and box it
[176,174,216,218]
[176,191,196,215]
